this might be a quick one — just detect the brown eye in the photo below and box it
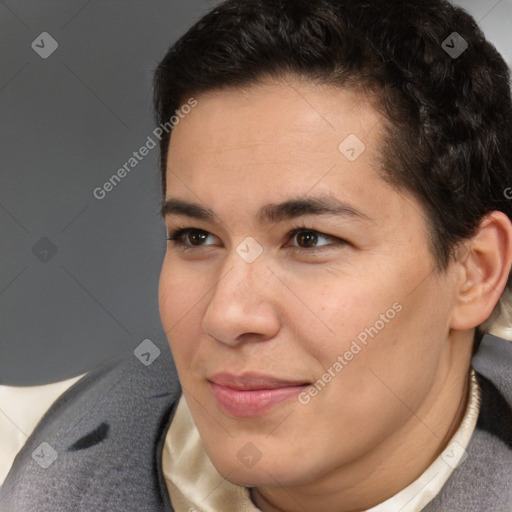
[186,230,209,246]
[295,230,320,248]
[288,228,342,251]
[167,228,216,249]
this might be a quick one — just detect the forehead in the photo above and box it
[163,78,421,233]
[170,78,381,154]
[167,79,382,182]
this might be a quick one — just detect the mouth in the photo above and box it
[207,372,311,417]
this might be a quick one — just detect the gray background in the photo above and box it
[1,0,511,385]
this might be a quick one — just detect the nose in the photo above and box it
[201,250,281,347]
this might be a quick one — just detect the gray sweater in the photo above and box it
[0,334,511,511]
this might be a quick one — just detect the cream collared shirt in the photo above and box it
[0,370,480,512]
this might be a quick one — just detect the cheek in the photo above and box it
[314,281,449,424]
[159,256,198,323]
[158,259,201,361]
[304,266,442,396]
[158,262,176,331]
[306,276,392,358]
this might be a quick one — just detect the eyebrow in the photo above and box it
[161,195,373,224]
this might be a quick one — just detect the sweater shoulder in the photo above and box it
[0,341,181,512]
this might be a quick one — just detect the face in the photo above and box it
[158,77,462,490]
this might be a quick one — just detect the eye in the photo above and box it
[166,226,347,253]
[167,228,217,249]
[286,227,343,251]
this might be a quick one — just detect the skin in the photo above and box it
[158,75,512,512]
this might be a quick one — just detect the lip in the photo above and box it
[208,372,310,417]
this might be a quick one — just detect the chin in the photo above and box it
[207,451,317,488]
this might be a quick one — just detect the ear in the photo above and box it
[450,211,512,331]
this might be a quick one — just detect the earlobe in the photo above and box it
[450,211,512,330]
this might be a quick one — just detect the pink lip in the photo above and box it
[208,372,310,417]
